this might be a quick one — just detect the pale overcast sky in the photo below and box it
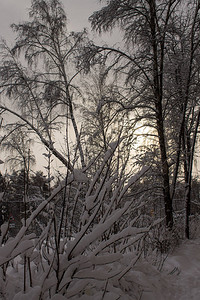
[0,0,121,174]
[0,0,103,42]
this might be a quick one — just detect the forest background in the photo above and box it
[0,1,200,299]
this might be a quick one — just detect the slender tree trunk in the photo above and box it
[156,105,173,228]
[185,183,191,239]
[185,108,200,238]
[56,40,86,169]
[149,0,173,228]
[184,133,191,239]
[68,98,86,168]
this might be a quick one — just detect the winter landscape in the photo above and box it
[0,0,200,299]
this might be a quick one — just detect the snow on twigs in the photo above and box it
[0,148,158,299]
[72,169,88,183]
[13,286,41,300]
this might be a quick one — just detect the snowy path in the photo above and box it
[164,238,200,300]
[137,237,200,300]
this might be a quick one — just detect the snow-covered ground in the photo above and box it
[140,237,200,300]
[162,237,200,300]
[1,235,200,299]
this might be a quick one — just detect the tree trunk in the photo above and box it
[149,0,173,228]
[156,106,173,228]
[184,108,200,238]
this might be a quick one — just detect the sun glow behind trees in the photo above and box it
[0,1,200,298]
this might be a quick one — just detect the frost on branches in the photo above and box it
[0,146,163,300]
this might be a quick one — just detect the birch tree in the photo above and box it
[0,0,87,171]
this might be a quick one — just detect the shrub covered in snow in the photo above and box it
[0,146,164,299]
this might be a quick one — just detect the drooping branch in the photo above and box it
[0,105,73,171]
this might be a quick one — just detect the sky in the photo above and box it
[0,0,121,174]
[0,0,115,44]
[1,1,198,177]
